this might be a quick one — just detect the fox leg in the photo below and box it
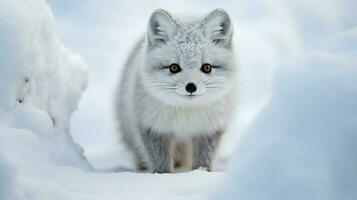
[141,129,174,173]
[136,158,148,171]
[192,131,222,171]
[174,141,193,170]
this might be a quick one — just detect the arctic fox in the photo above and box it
[116,9,236,173]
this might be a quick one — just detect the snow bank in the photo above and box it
[215,0,357,199]
[0,0,90,169]
[0,0,92,196]
[217,58,357,200]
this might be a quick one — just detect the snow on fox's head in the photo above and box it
[142,9,236,107]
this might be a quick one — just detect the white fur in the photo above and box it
[116,9,237,160]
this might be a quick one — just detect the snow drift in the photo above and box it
[215,1,357,199]
[0,0,91,197]
[217,56,357,200]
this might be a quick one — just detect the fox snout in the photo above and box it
[185,82,197,93]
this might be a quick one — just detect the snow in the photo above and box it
[217,62,357,200]
[1,0,356,199]
[0,0,91,197]
[0,124,220,199]
[0,0,90,170]
[0,154,18,200]
[214,0,357,199]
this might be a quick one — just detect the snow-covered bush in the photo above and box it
[0,0,91,174]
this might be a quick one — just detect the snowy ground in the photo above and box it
[1,0,357,199]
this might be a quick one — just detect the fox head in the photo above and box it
[141,9,236,107]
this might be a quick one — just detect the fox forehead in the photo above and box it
[169,22,206,67]
[146,19,233,71]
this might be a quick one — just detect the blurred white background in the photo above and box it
[47,0,357,170]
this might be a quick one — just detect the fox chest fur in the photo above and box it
[134,80,234,138]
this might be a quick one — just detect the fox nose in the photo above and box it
[185,82,197,93]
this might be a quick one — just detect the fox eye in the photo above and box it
[201,63,212,74]
[169,63,181,74]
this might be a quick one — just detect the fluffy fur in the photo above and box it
[116,9,237,173]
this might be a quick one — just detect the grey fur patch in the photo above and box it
[141,128,174,173]
[192,131,222,170]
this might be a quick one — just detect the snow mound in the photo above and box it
[215,1,357,199]
[0,0,91,174]
[218,57,357,200]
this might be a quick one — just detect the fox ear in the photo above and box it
[202,9,233,48]
[147,9,177,47]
